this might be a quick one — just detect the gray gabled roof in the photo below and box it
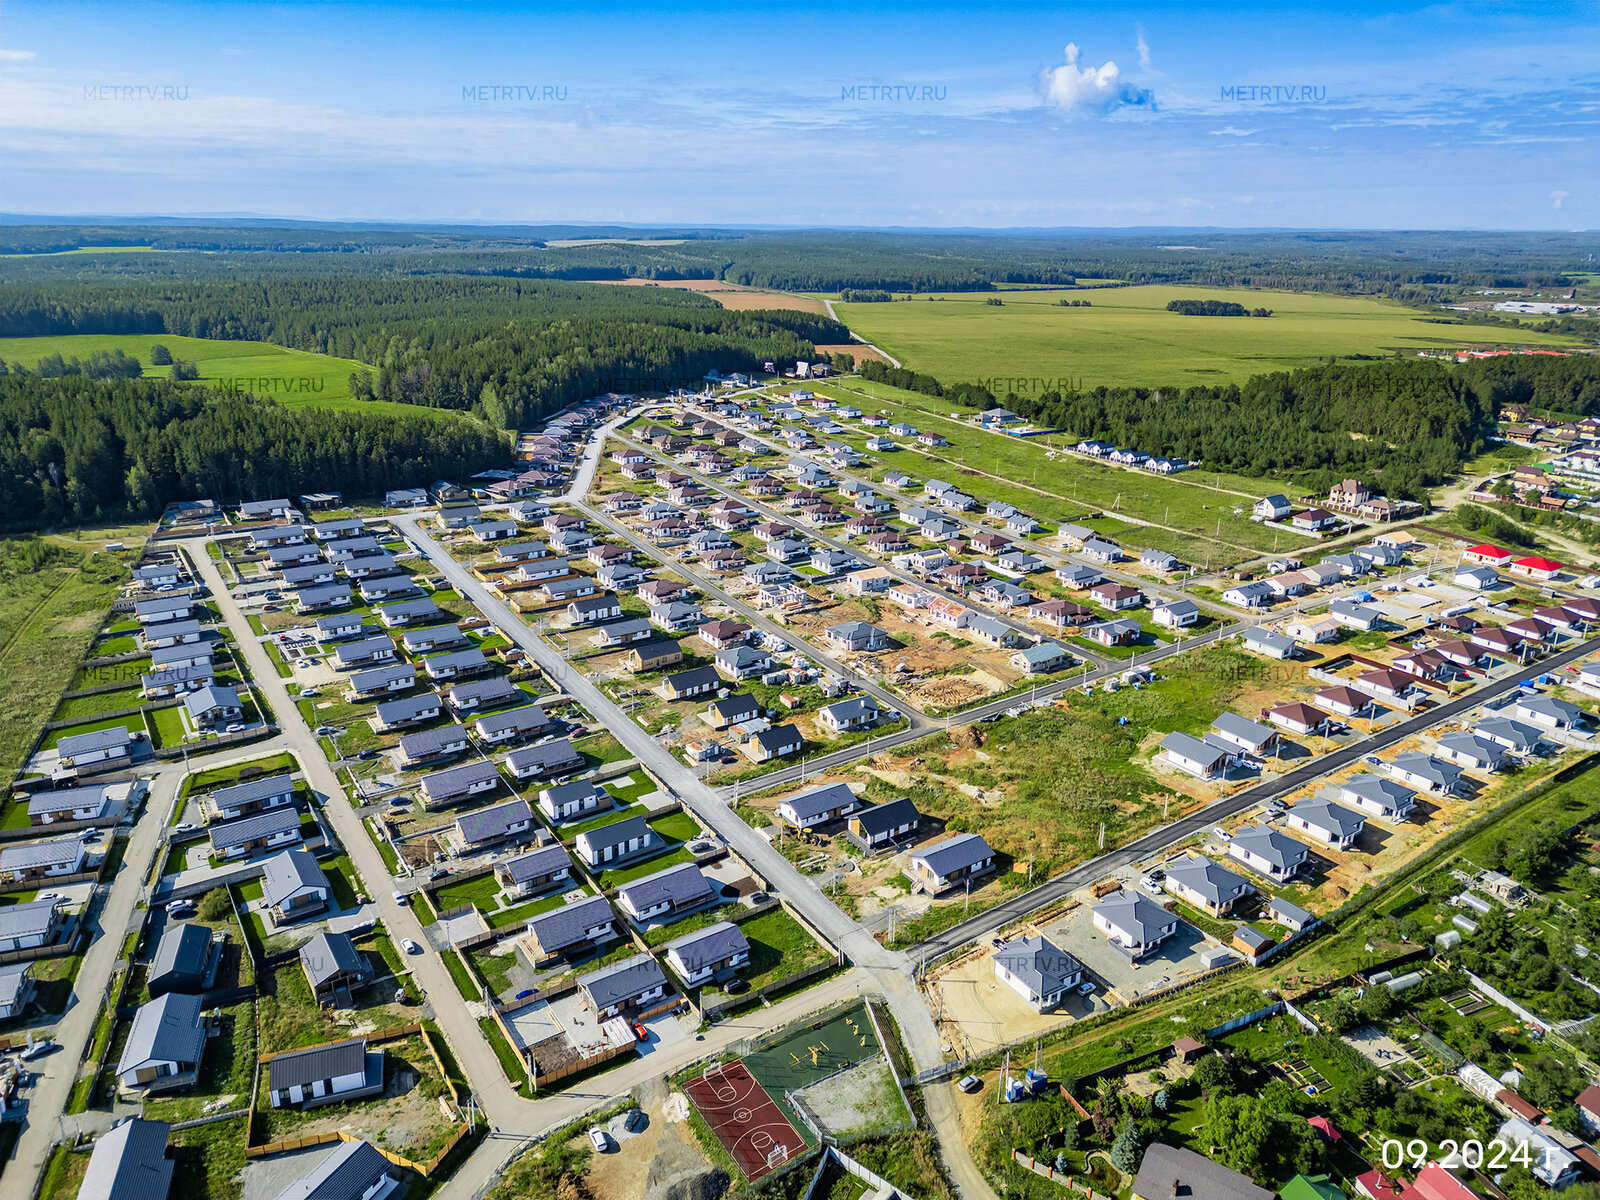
[1093,892,1174,941]
[1391,752,1463,787]
[267,1036,367,1091]
[780,782,858,821]
[1158,731,1231,769]
[184,684,240,719]
[424,648,489,675]
[209,774,297,812]
[374,695,440,725]
[78,1118,173,1200]
[663,666,719,692]
[1165,856,1253,905]
[421,758,502,798]
[118,991,204,1074]
[1288,798,1366,839]
[914,833,994,876]
[506,739,582,774]
[150,922,211,985]
[707,693,760,722]
[57,726,134,757]
[1340,772,1416,809]
[1131,1143,1273,1200]
[399,722,469,760]
[0,836,86,872]
[377,597,441,621]
[851,798,919,837]
[208,806,301,852]
[1242,627,1296,654]
[1212,711,1278,750]
[27,782,112,817]
[499,843,573,884]
[663,921,749,973]
[349,663,416,693]
[272,1138,393,1200]
[298,932,367,988]
[474,705,548,736]
[448,677,520,705]
[455,798,532,843]
[617,862,713,912]
[334,635,396,665]
[821,695,879,721]
[1474,716,1544,752]
[1230,825,1309,871]
[580,813,651,851]
[1436,730,1504,764]
[1269,895,1313,926]
[261,848,326,908]
[579,952,667,1010]
[526,894,615,949]
[995,935,1082,998]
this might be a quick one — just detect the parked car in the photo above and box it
[174,822,197,833]
[624,1108,646,1132]
[298,688,320,698]
[401,939,422,954]
[36,892,65,905]
[358,748,382,760]
[1077,981,1097,996]
[1212,826,1232,841]
[223,723,245,734]
[632,1022,650,1042]
[589,1128,610,1152]
[429,866,450,880]
[315,725,339,736]
[1138,876,1162,895]
[958,1075,982,1093]
[392,890,409,904]
[721,978,749,995]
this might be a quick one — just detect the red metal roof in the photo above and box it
[1513,555,1563,571]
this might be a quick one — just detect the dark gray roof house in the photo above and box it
[505,738,583,778]
[849,798,920,844]
[78,1118,173,1200]
[261,848,328,915]
[913,833,995,879]
[526,894,616,954]
[994,935,1083,1007]
[1164,856,1254,912]
[663,922,750,977]
[705,692,761,727]
[1131,1143,1274,1200]
[420,759,502,804]
[270,1138,395,1200]
[776,782,860,827]
[373,695,440,729]
[473,705,548,741]
[578,953,668,1013]
[455,798,533,846]
[209,773,297,817]
[617,862,715,916]
[298,932,371,999]
[267,1036,368,1093]
[398,722,470,764]
[498,843,573,886]
[207,806,302,856]
[148,922,217,997]
[117,991,205,1083]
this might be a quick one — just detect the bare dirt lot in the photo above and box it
[596,277,828,315]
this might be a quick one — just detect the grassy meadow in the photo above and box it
[0,332,427,416]
[830,283,1587,392]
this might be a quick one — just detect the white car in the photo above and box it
[1077,981,1097,996]
[392,890,409,904]
[299,688,320,698]
[401,939,422,954]
[1212,826,1232,841]
[224,723,245,734]
[1138,876,1162,895]
[588,1128,610,1152]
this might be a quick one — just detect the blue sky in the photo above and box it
[1,0,1595,229]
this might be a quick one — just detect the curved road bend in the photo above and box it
[908,633,1600,963]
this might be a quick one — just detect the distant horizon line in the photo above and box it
[3,213,1595,238]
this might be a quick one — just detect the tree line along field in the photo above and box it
[0,333,426,416]
[800,378,1303,564]
[829,284,1588,392]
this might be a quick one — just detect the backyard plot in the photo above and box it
[790,1056,910,1141]
[1443,988,1494,1017]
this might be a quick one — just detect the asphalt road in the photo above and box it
[906,631,1600,962]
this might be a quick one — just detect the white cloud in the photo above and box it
[0,48,36,62]
[1551,189,1568,208]
[1136,30,1151,71]
[1209,126,1255,137]
[1040,43,1154,115]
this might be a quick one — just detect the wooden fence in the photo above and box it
[1011,1150,1113,1199]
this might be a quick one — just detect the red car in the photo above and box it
[632,1022,650,1042]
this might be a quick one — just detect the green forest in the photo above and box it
[0,376,504,528]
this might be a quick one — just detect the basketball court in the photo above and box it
[685,1060,806,1181]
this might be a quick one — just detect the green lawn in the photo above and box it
[649,811,703,843]
[596,845,695,886]
[557,803,644,842]
[832,283,1589,393]
[184,752,297,795]
[148,703,189,748]
[41,712,146,751]
[479,1016,528,1085]
[51,685,145,722]
[432,872,503,912]
[739,908,834,991]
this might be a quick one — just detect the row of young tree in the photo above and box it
[0,376,505,530]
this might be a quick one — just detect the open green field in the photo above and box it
[0,332,427,416]
[795,378,1299,564]
[832,284,1587,392]
[1,544,126,785]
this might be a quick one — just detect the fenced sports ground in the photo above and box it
[685,1059,806,1181]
